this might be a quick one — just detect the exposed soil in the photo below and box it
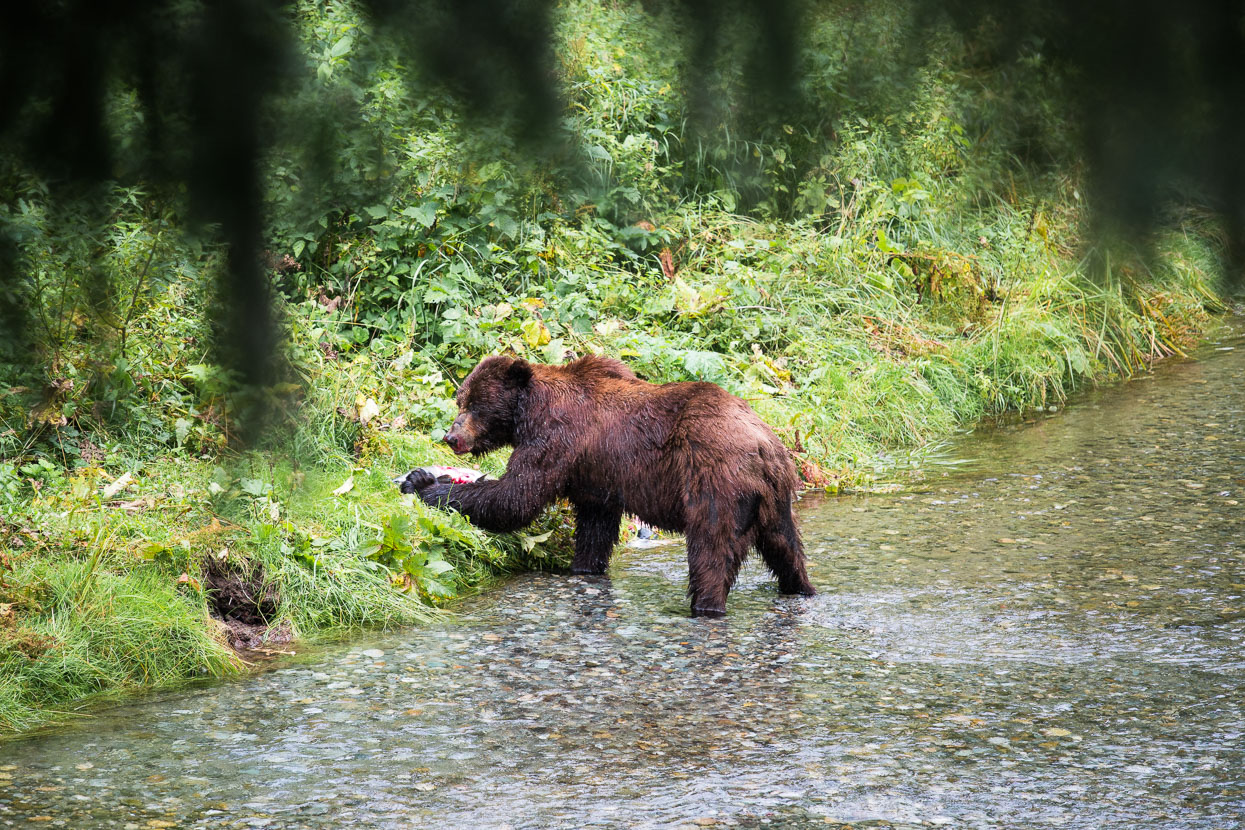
[202,557,289,653]
[212,617,294,653]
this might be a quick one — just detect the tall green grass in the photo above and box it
[0,560,239,732]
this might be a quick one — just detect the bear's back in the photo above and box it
[563,354,638,381]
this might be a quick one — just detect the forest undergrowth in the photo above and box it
[0,0,1229,732]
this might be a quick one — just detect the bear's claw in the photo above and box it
[395,468,436,494]
[778,579,817,597]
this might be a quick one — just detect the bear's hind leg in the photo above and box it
[685,522,750,618]
[756,504,816,596]
[570,504,623,575]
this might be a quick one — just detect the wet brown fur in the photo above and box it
[423,354,816,616]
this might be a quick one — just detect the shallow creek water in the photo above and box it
[3,323,1244,830]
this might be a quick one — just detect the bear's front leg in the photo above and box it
[413,478,527,531]
[570,504,623,574]
[413,481,456,510]
[413,446,564,534]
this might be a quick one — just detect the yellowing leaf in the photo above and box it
[332,477,354,496]
[521,319,551,347]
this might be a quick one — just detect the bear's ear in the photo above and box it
[507,358,533,387]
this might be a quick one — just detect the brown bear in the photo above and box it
[399,354,816,616]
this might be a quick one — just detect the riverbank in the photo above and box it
[0,0,1233,734]
[1,293,1229,736]
[3,318,1241,827]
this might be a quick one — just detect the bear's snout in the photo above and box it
[444,412,478,454]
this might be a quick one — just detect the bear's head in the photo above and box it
[443,355,532,455]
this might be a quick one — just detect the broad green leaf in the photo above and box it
[421,578,454,598]
[422,558,455,576]
[402,203,437,228]
[329,34,354,58]
[519,529,554,552]
[174,417,192,447]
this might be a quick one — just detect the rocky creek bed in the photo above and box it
[1,319,1242,829]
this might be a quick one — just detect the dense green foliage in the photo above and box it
[0,0,1226,732]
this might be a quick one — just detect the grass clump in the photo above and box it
[0,558,239,733]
